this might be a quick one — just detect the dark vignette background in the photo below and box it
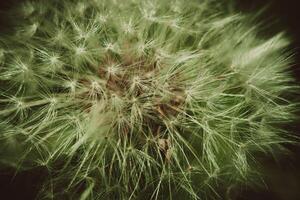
[0,0,299,199]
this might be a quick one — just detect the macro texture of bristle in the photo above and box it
[0,0,297,199]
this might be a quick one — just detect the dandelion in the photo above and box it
[0,0,297,199]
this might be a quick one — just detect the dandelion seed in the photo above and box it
[52,29,67,43]
[75,46,86,55]
[22,22,39,37]
[75,2,87,16]
[65,80,77,93]
[98,15,108,23]
[19,63,28,72]
[0,49,4,59]
[171,4,182,13]
[122,20,134,34]
[49,97,57,106]
[21,2,35,17]
[104,42,114,51]
[136,42,146,54]
[168,19,180,29]
[142,8,156,21]
[16,100,24,108]
[106,64,119,76]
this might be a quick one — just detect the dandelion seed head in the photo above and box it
[1,0,297,199]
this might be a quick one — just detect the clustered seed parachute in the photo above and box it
[0,0,297,199]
